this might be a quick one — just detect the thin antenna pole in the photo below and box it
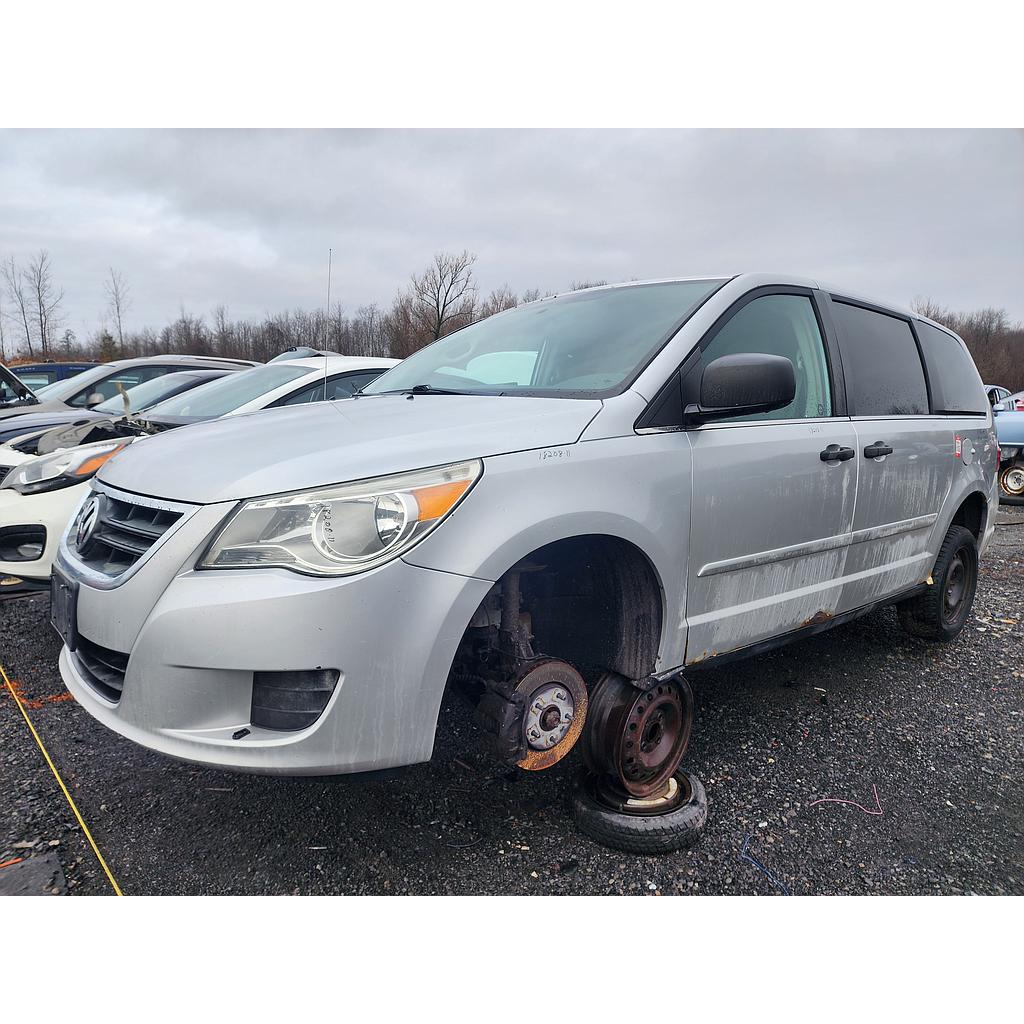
[324,247,333,397]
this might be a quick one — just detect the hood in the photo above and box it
[0,408,102,445]
[0,399,75,423]
[98,393,602,503]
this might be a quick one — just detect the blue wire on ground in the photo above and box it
[740,833,791,895]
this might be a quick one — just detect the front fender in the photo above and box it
[402,435,694,670]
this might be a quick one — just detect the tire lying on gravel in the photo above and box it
[897,524,979,642]
[572,770,707,854]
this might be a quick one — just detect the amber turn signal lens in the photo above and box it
[411,479,473,521]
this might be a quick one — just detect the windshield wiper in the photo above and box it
[368,383,476,397]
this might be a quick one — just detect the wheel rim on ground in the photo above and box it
[586,768,694,816]
[583,672,694,798]
[1000,464,1024,497]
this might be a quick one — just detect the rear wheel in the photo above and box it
[897,524,979,642]
[999,460,1024,506]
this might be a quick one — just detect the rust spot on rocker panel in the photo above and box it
[800,610,834,628]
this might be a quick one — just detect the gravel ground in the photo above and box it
[2,508,1022,896]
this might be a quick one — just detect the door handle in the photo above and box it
[820,444,856,462]
[863,441,894,459]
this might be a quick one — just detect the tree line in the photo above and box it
[1,247,1021,392]
[911,299,1024,392]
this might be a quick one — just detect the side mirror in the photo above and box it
[85,391,106,407]
[685,353,796,425]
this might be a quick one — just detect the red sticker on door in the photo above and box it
[954,434,962,459]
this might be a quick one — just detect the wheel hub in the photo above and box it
[514,659,589,771]
[524,684,574,750]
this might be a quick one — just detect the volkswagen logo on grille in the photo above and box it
[76,494,103,549]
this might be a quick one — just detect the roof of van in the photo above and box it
[560,273,956,337]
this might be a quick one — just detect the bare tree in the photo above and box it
[479,284,519,318]
[914,296,1024,392]
[409,250,478,342]
[104,267,131,352]
[0,286,6,363]
[25,250,64,356]
[1,255,36,357]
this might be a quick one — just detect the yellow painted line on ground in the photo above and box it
[1,663,123,895]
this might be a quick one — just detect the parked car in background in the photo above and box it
[0,355,397,590]
[993,398,1024,505]
[48,274,997,853]
[1000,389,1024,412]
[12,362,98,390]
[111,354,398,429]
[0,368,242,447]
[984,384,1011,408]
[0,354,259,425]
[1,362,43,415]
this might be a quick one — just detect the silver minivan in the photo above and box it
[52,274,998,850]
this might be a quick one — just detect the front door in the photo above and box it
[684,291,858,664]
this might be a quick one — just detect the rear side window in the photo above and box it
[832,301,928,416]
[916,322,987,415]
[67,365,167,406]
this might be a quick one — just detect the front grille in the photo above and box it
[71,490,183,578]
[0,464,14,485]
[73,635,129,703]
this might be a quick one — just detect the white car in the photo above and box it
[0,355,396,591]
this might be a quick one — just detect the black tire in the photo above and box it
[998,460,1024,506]
[572,770,707,854]
[897,524,979,642]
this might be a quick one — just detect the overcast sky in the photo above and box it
[1,129,1021,343]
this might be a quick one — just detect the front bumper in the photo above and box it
[55,479,492,774]
[60,556,491,774]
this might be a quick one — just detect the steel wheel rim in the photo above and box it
[1001,465,1024,496]
[583,672,694,798]
[942,549,971,626]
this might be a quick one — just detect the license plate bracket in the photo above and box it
[50,568,79,651]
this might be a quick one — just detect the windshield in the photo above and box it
[147,363,310,418]
[93,373,211,415]
[364,280,725,398]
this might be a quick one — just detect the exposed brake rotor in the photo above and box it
[582,671,694,798]
[514,659,588,771]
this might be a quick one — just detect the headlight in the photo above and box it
[1001,446,1020,461]
[200,460,482,577]
[0,440,129,495]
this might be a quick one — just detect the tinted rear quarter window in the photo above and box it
[915,321,987,415]
[831,301,928,416]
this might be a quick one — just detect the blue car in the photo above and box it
[12,362,98,390]
[993,398,1024,504]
